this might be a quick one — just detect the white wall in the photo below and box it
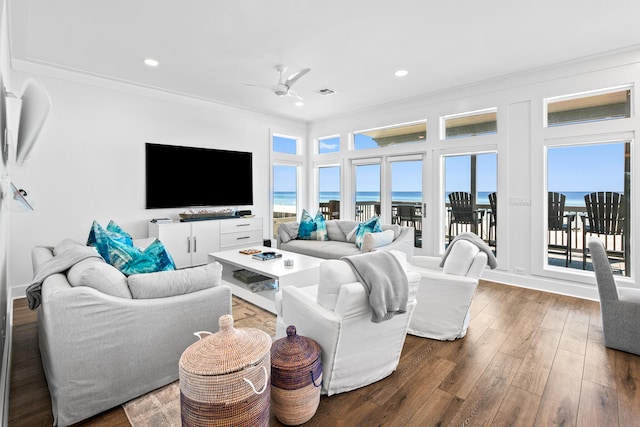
[7,68,306,294]
[308,47,640,300]
[6,45,640,302]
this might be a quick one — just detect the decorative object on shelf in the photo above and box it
[8,182,34,212]
[0,75,52,167]
[179,314,272,427]
[252,251,283,261]
[15,79,52,165]
[239,248,262,255]
[150,217,172,224]
[284,258,294,267]
[248,279,277,293]
[179,208,236,221]
[233,268,270,284]
[271,325,322,425]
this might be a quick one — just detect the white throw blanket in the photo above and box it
[440,232,498,269]
[26,245,103,309]
[341,251,409,323]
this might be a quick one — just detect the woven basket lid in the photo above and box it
[180,314,272,376]
[271,325,321,370]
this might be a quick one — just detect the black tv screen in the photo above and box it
[145,143,253,209]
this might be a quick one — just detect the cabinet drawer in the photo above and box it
[220,218,262,234]
[220,229,263,249]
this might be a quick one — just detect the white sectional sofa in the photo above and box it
[276,219,415,259]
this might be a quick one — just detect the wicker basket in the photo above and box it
[270,325,322,425]
[179,314,272,427]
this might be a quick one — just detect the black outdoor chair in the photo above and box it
[448,192,484,243]
[581,191,626,274]
[395,205,416,227]
[488,192,497,252]
[547,192,574,267]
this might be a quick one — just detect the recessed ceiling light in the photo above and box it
[394,70,408,77]
[315,88,337,96]
[144,58,159,67]
[294,101,304,107]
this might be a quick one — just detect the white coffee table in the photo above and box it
[208,246,323,313]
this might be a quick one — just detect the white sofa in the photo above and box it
[276,219,415,259]
[31,239,232,426]
[274,250,419,395]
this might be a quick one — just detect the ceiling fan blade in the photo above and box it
[287,90,303,101]
[285,68,310,88]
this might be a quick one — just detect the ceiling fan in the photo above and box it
[246,65,311,101]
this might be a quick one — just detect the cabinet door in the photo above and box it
[190,220,221,266]
[155,222,193,269]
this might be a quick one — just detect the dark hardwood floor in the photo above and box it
[9,280,640,426]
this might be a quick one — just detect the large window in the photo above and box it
[391,159,423,248]
[442,108,497,140]
[273,164,298,237]
[272,133,302,238]
[354,122,426,150]
[443,152,497,250]
[318,136,340,154]
[545,86,631,127]
[546,141,630,276]
[273,135,298,154]
[354,163,381,221]
[318,165,340,219]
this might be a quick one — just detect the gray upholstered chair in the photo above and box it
[588,237,640,355]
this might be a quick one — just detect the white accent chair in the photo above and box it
[274,251,420,396]
[407,239,488,340]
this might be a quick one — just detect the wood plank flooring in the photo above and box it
[9,280,640,426]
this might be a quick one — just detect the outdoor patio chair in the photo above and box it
[488,192,497,252]
[548,192,575,267]
[448,191,484,243]
[395,204,416,227]
[581,191,626,273]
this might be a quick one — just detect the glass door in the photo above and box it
[390,158,423,248]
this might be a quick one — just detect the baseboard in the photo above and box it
[0,300,12,427]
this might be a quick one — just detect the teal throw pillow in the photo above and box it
[87,220,133,263]
[354,215,383,249]
[297,209,328,241]
[107,238,176,276]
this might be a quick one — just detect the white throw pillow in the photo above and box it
[345,226,358,243]
[361,229,395,253]
[317,260,357,311]
[442,240,480,276]
[127,261,222,299]
[67,257,132,299]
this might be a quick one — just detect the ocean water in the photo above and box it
[275,191,592,207]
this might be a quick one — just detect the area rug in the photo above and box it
[122,296,276,427]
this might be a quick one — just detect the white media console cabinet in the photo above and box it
[148,216,263,269]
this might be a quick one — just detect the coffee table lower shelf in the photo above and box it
[220,269,278,313]
[209,247,322,315]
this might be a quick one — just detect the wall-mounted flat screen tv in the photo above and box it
[145,143,253,209]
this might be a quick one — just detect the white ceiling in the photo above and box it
[7,0,640,123]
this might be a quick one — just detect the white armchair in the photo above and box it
[274,251,420,396]
[407,238,489,340]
